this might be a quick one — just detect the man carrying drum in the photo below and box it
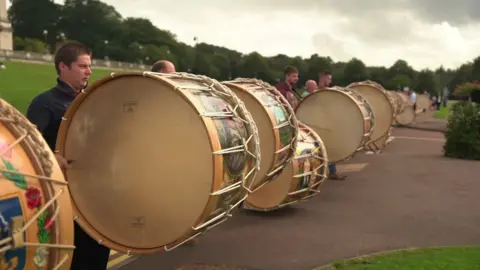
[26,41,111,269]
[275,65,300,108]
[317,71,347,181]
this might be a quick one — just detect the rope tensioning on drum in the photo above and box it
[226,78,299,193]
[0,99,75,269]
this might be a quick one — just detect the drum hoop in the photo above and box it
[56,72,261,253]
[347,81,395,145]
[0,99,73,268]
[295,88,370,163]
[224,78,298,188]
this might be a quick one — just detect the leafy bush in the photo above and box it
[452,82,480,98]
[443,101,480,160]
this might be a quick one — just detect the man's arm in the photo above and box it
[26,96,51,134]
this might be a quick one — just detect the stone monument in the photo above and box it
[0,0,13,51]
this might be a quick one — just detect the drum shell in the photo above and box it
[0,98,74,270]
[243,122,328,211]
[223,79,298,191]
[347,81,394,150]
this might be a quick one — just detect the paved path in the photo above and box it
[402,110,447,131]
[117,128,480,270]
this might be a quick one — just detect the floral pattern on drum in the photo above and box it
[1,154,53,270]
[256,90,294,164]
[193,92,251,211]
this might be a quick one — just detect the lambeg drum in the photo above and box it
[391,91,416,125]
[0,99,74,270]
[222,78,298,193]
[385,91,402,117]
[55,72,261,254]
[416,94,430,112]
[347,81,394,152]
[243,122,328,211]
[295,87,375,163]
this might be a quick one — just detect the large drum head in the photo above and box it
[57,73,252,253]
[347,81,394,145]
[245,165,293,210]
[395,107,416,125]
[417,94,430,111]
[295,89,365,162]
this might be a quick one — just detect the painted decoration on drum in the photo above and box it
[0,141,13,158]
[192,92,249,212]
[0,194,26,270]
[297,147,313,190]
[272,106,293,163]
[194,93,248,179]
[1,155,52,269]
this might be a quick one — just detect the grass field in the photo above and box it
[0,61,121,113]
[433,100,457,119]
[318,246,480,270]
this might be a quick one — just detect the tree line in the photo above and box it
[7,0,480,96]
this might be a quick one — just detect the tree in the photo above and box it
[413,69,436,95]
[6,0,480,91]
[343,58,368,84]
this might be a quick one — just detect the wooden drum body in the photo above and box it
[347,81,394,151]
[416,94,430,112]
[391,91,415,126]
[295,87,374,163]
[223,78,298,192]
[0,99,74,270]
[56,72,260,254]
[244,123,328,211]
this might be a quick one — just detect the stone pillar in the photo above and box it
[0,0,13,51]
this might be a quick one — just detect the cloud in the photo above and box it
[8,0,480,69]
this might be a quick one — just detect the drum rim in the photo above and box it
[295,88,369,163]
[347,81,395,145]
[55,72,221,253]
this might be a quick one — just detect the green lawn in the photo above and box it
[317,246,480,270]
[0,61,121,114]
[433,100,457,119]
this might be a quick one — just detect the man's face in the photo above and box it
[161,62,176,73]
[305,81,318,93]
[59,54,92,91]
[319,74,332,87]
[286,72,299,85]
[326,74,332,86]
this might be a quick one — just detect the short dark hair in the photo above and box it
[284,65,298,76]
[319,70,331,77]
[151,60,168,72]
[54,41,92,75]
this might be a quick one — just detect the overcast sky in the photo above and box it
[7,0,480,70]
